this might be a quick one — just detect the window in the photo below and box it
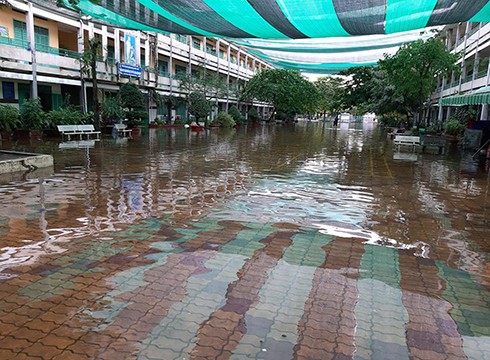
[192,38,201,50]
[107,45,115,64]
[2,82,15,99]
[129,0,136,19]
[191,69,200,79]
[175,34,187,44]
[13,20,49,51]
[158,60,168,75]
[206,44,216,56]
[175,65,187,76]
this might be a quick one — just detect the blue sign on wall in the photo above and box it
[118,63,142,77]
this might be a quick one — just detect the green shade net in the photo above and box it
[62,0,490,38]
[59,0,488,73]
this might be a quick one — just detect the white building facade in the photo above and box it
[432,22,490,122]
[0,0,274,123]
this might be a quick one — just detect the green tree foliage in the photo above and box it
[314,76,347,115]
[120,83,147,127]
[247,108,260,123]
[228,105,245,125]
[102,96,124,124]
[340,37,459,123]
[242,69,320,120]
[46,94,84,126]
[20,98,48,130]
[178,63,227,101]
[379,37,459,122]
[188,91,210,125]
[216,112,236,128]
[339,66,376,114]
[0,104,21,133]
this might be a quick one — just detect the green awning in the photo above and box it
[441,87,490,106]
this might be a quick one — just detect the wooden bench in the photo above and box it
[393,135,420,151]
[57,125,101,140]
[420,135,446,154]
[114,123,132,138]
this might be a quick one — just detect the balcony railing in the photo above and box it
[0,36,80,59]
[467,26,480,38]
[475,70,487,79]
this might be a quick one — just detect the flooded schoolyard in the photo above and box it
[0,122,489,359]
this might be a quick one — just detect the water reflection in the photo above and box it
[0,123,489,358]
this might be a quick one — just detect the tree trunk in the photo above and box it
[91,58,101,130]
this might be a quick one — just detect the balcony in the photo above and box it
[0,36,79,59]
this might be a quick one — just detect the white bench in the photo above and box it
[114,123,132,138]
[77,124,101,139]
[57,125,79,140]
[57,125,101,140]
[393,135,420,151]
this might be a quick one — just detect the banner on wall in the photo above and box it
[0,26,8,37]
[119,33,142,77]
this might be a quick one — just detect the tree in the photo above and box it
[241,69,320,121]
[120,83,147,127]
[178,62,227,122]
[315,76,347,116]
[80,36,102,130]
[380,37,460,125]
[339,66,376,114]
[188,91,210,125]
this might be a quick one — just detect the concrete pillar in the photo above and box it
[145,35,150,68]
[169,36,174,93]
[438,104,444,121]
[226,44,231,110]
[102,25,108,59]
[27,2,37,99]
[481,104,488,120]
[88,21,94,39]
[114,29,120,64]
[446,107,453,121]
[187,35,192,75]
[135,32,141,66]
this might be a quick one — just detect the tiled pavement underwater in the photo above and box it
[0,214,489,359]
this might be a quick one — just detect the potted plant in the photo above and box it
[216,112,236,128]
[17,98,49,140]
[444,117,464,142]
[0,104,21,141]
[102,97,124,126]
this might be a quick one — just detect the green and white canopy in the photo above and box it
[59,0,490,73]
[441,87,490,106]
[61,0,490,38]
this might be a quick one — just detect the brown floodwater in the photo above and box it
[0,122,488,359]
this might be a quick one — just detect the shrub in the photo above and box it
[102,97,124,124]
[0,104,21,133]
[248,108,260,122]
[216,112,236,128]
[228,105,241,121]
[444,118,465,136]
[20,98,48,130]
[46,106,83,126]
